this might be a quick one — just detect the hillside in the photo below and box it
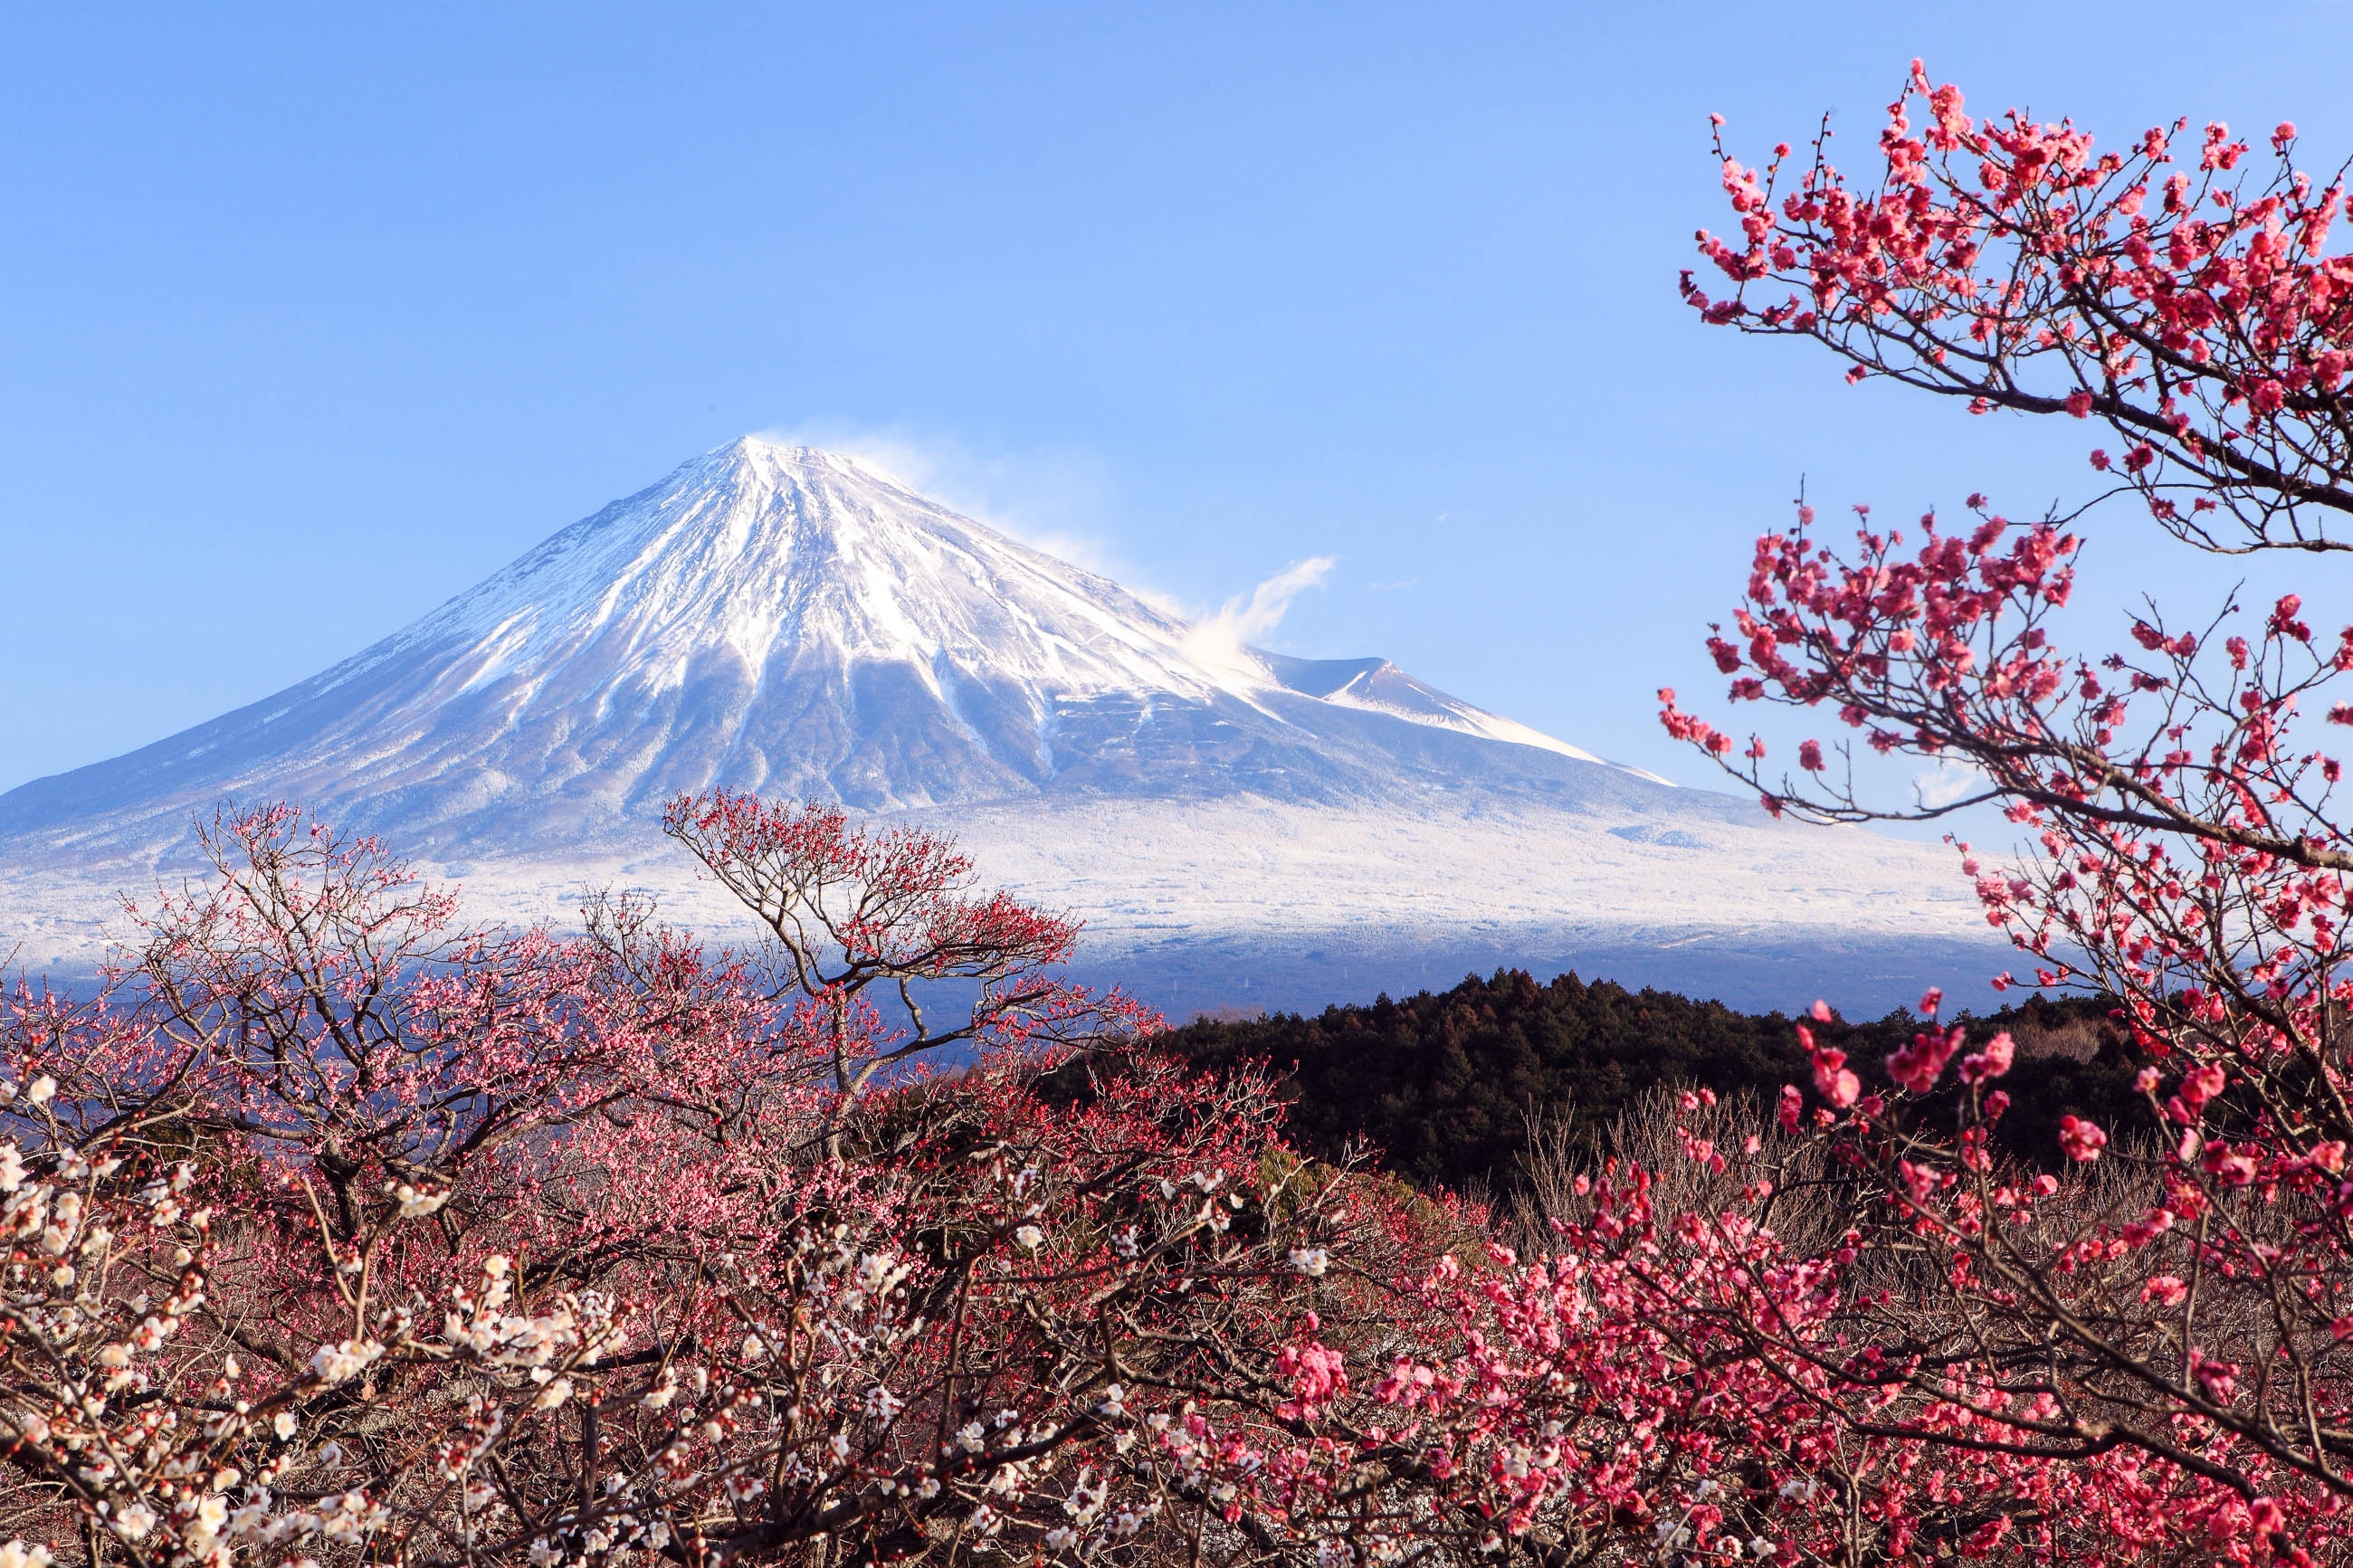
[1138,969,2147,1192]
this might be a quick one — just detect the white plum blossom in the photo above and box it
[309,1338,385,1386]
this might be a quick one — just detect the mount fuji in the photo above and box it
[0,438,2004,1012]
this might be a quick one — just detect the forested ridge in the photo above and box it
[1148,968,2147,1193]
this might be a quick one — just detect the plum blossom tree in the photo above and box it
[652,791,1117,1109]
[1662,59,2353,1561]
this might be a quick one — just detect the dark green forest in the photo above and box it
[1137,969,2149,1195]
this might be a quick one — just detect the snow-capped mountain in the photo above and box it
[0,439,1646,859]
[0,438,2004,1011]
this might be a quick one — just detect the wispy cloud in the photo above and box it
[748,420,1125,573]
[1912,757,1983,811]
[1183,557,1335,670]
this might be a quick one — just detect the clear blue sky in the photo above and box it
[4,2,2346,797]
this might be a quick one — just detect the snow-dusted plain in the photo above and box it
[0,439,2006,1011]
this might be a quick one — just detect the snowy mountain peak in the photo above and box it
[392,435,1248,716]
[0,439,1644,860]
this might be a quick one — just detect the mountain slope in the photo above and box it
[0,439,1646,860]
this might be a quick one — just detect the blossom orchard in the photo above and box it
[1664,58,2353,1558]
[0,798,1528,1567]
[6,797,2331,1566]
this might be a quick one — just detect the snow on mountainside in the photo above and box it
[0,438,1647,860]
[0,437,2001,1010]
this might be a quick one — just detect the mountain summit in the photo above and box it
[0,438,1641,860]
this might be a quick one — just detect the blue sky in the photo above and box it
[3,2,2347,797]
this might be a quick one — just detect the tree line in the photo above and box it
[1143,969,2146,1193]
